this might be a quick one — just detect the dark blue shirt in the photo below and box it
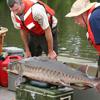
[89,7,100,45]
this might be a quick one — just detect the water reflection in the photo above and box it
[58,24,97,60]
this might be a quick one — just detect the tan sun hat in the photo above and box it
[65,0,96,17]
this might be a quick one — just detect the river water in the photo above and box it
[0,0,98,61]
[0,1,100,100]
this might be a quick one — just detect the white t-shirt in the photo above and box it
[11,3,58,30]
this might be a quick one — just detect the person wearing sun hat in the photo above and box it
[65,0,100,92]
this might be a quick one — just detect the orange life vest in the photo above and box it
[87,3,100,55]
[15,0,55,35]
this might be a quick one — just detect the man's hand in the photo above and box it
[25,50,31,58]
[48,50,57,60]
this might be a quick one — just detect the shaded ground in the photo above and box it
[0,86,15,100]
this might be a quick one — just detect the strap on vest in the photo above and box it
[18,1,54,35]
[35,1,53,28]
[19,14,29,30]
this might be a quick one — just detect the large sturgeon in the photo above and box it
[8,57,100,89]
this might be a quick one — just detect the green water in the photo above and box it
[1,1,100,100]
[0,0,98,60]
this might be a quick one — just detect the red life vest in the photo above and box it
[15,0,55,35]
[87,3,100,55]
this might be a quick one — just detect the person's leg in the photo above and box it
[52,26,58,54]
[28,34,42,56]
[39,35,48,55]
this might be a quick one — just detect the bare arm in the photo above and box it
[45,26,57,60]
[20,30,31,57]
[32,4,57,59]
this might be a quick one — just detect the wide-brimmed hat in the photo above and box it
[65,0,96,17]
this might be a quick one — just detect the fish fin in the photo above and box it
[59,79,70,87]
[78,65,88,74]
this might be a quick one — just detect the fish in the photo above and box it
[8,56,100,89]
